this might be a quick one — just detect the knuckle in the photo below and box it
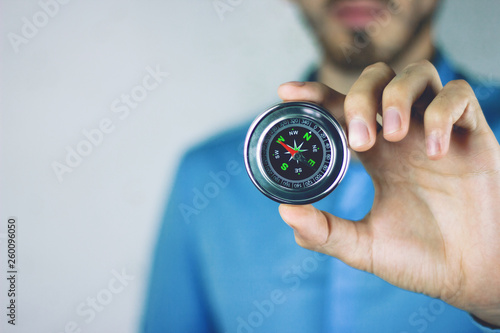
[433,89,453,102]
[362,62,392,75]
[444,79,473,94]
[383,81,408,101]
[401,62,420,75]
[416,58,434,68]
[401,59,436,76]
[344,91,370,115]
[426,104,453,125]
[442,80,477,107]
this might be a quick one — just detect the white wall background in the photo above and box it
[1,1,499,332]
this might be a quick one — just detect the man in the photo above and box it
[142,0,500,332]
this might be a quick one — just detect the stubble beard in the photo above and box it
[317,6,436,71]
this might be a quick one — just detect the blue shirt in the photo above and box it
[142,52,500,333]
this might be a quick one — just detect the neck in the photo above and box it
[318,24,435,95]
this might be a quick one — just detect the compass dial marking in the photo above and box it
[262,119,333,189]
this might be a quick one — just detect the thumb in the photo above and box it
[279,204,373,273]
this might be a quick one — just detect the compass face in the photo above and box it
[245,102,350,204]
[262,119,332,189]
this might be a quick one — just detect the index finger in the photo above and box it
[277,81,346,125]
[382,60,443,142]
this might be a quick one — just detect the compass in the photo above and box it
[244,101,350,204]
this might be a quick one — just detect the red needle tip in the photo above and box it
[278,140,297,156]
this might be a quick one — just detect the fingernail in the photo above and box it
[384,107,402,135]
[349,119,370,148]
[287,81,305,86]
[427,131,442,157]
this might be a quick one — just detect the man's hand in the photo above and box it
[277,61,500,326]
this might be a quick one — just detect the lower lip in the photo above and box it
[331,1,385,29]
